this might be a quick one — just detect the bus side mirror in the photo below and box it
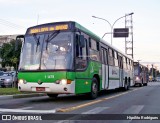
[15,35,24,51]
[79,35,85,47]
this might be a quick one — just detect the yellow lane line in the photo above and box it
[57,88,141,112]
[57,100,102,112]
[103,88,140,100]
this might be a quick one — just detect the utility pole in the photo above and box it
[125,13,134,59]
[92,12,134,45]
[152,64,154,80]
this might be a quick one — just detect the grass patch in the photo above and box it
[0,88,32,95]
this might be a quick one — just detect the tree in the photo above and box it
[0,39,22,70]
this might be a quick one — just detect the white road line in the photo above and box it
[121,105,144,123]
[17,107,33,110]
[56,107,109,123]
[123,105,144,114]
[82,107,109,114]
[0,108,56,114]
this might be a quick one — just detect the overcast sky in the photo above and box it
[0,0,160,69]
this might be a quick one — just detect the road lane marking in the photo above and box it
[123,105,144,114]
[57,100,102,112]
[57,88,141,112]
[121,105,144,123]
[17,107,33,110]
[82,107,109,114]
[57,107,109,123]
[0,108,56,114]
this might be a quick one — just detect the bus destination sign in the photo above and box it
[29,24,69,34]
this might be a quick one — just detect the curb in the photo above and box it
[0,95,13,100]
[0,93,47,100]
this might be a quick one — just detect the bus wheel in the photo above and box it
[89,78,98,99]
[47,94,58,98]
[124,83,128,91]
[124,78,128,91]
[139,83,142,87]
[143,83,148,86]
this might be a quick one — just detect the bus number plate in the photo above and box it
[36,87,45,92]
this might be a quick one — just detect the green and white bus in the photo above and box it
[17,21,134,99]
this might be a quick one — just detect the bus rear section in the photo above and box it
[133,62,148,86]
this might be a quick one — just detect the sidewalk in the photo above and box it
[0,93,47,100]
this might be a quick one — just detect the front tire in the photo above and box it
[89,78,98,99]
[143,83,148,86]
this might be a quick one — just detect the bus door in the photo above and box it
[101,48,109,89]
[118,55,123,87]
[75,33,89,78]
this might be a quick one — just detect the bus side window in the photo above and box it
[75,34,87,70]
[118,54,123,69]
[101,48,108,65]
[114,51,118,67]
[89,38,100,61]
[108,48,114,66]
[123,56,126,69]
[101,49,105,64]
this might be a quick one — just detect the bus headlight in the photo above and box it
[61,79,67,85]
[136,77,140,80]
[18,79,27,84]
[56,79,72,85]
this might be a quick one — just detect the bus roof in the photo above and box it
[74,22,101,40]
[134,62,148,68]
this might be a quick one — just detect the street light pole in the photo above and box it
[92,12,134,45]
[92,16,112,44]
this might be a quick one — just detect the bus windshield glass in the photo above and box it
[19,31,73,70]
[134,65,139,76]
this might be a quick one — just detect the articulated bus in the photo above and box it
[17,21,134,99]
[133,62,148,86]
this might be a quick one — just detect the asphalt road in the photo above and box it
[0,82,160,123]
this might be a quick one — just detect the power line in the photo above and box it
[0,18,26,30]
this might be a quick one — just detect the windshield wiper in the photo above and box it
[46,30,60,50]
[33,33,40,52]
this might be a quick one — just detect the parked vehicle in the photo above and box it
[156,77,160,82]
[0,71,4,87]
[0,71,17,88]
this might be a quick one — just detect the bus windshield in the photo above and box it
[19,31,73,71]
[134,65,139,76]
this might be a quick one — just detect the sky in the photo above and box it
[0,0,160,69]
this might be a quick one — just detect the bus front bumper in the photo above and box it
[134,80,141,84]
[18,81,75,94]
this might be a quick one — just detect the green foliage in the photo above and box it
[0,39,22,69]
[0,88,31,95]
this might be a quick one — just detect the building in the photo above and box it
[0,35,18,47]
